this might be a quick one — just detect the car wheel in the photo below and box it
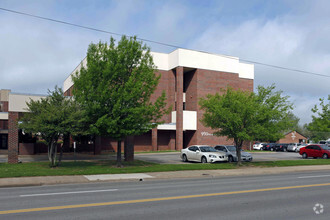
[201,156,207,163]
[322,154,328,159]
[228,156,233,163]
[302,153,308,159]
[270,148,274,151]
[182,154,188,162]
[284,148,287,152]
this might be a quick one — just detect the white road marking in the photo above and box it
[298,175,330,179]
[20,189,118,197]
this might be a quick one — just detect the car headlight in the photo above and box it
[209,155,217,158]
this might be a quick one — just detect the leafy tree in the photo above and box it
[72,36,168,167]
[19,87,85,167]
[307,95,330,142]
[200,85,293,165]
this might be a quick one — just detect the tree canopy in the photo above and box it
[307,95,330,142]
[19,86,85,167]
[200,85,293,165]
[72,36,168,166]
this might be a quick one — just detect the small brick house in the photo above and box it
[278,131,308,144]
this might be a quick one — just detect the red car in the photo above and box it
[299,144,330,159]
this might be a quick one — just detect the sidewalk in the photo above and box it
[1,165,330,188]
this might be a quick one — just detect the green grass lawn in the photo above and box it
[1,159,330,178]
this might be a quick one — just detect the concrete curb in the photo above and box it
[1,165,330,188]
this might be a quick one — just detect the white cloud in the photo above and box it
[189,2,330,124]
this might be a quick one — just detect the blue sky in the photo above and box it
[0,0,329,124]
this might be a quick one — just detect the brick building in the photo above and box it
[278,131,307,144]
[63,48,254,152]
[0,89,46,163]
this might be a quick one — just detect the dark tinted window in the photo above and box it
[215,146,224,151]
[188,146,197,152]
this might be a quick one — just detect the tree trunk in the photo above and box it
[124,136,134,162]
[58,143,64,167]
[50,142,55,167]
[117,140,122,167]
[235,139,242,166]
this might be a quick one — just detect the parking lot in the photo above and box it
[0,151,303,164]
[135,151,303,164]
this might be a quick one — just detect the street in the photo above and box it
[0,170,329,219]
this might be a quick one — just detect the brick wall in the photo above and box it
[8,112,19,163]
[0,101,8,112]
[278,131,307,143]
[0,120,8,130]
[194,69,254,147]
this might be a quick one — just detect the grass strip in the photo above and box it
[1,159,330,178]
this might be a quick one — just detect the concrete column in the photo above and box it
[152,128,158,151]
[8,112,19,164]
[176,67,184,150]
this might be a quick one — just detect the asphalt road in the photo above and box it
[1,170,330,219]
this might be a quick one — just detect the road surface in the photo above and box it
[0,170,329,219]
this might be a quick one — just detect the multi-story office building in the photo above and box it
[63,48,254,152]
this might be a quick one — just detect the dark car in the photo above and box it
[299,144,330,159]
[262,143,277,151]
[274,143,289,152]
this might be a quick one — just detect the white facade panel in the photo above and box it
[150,52,169,70]
[171,110,197,131]
[177,49,240,74]
[0,112,8,120]
[63,58,87,93]
[183,110,197,130]
[238,62,254,79]
[150,49,254,80]
[9,93,46,112]
[157,124,176,130]
[168,49,180,70]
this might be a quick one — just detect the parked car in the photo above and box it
[214,145,253,162]
[287,143,306,152]
[253,142,264,150]
[274,143,289,152]
[262,143,277,151]
[295,144,307,152]
[299,144,330,159]
[181,145,228,163]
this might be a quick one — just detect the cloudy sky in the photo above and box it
[0,0,329,125]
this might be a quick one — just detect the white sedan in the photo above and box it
[181,145,228,163]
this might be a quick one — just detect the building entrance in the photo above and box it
[0,134,8,149]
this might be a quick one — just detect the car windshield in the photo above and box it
[227,146,237,152]
[199,146,217,152]
[321,145,330,150]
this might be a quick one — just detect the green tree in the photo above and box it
[72,36,168,167]
[307,95,330,142]
[200,85,293,165]
[19,87,85,167]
